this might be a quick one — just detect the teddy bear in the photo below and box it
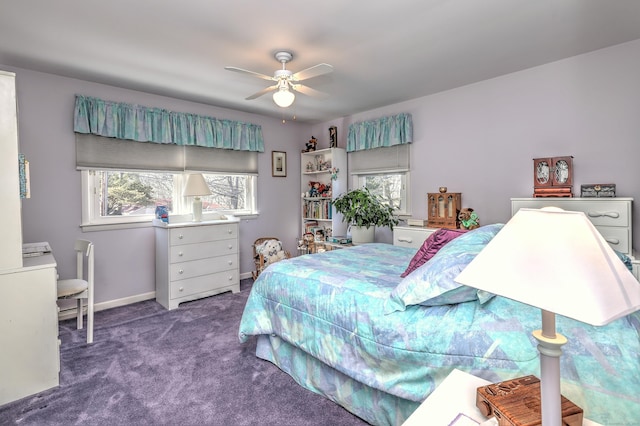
[255,239,288,268]
[458,208,480,230]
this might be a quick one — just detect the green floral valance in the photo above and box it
[73,95,264,152]
[346,112,413,152]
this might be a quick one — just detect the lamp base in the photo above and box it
[476,375,583,426]
[192,197,203,222]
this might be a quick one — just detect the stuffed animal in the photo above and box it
[458,208,480,230]
[303,136,317,152]
[255,239,287,267]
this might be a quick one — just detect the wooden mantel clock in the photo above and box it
[427,191,461,229]
[533,156,573,197]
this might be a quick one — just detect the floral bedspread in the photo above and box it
[239,243,640,425]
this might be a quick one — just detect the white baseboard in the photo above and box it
[58,291,156,321]
[58,273,253,321]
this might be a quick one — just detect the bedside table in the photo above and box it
[403,369,490,425]
[402,369,603,426]
[393,226,438,249]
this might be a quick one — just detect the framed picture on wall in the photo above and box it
[272,151,287,177]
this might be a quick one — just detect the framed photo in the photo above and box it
[272,151,287,177]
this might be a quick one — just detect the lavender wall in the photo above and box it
[313,39,640,249]
[6,66,306,304]
[5,38,640,307]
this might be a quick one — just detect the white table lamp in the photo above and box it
[455,207,640,426]
[183,173,212,222]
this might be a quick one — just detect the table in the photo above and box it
[402,369,603,426]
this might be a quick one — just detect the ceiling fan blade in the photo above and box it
[290,84,328,98]
[245,85,278,100]
[291,63,333,82]
[224,66,275,81]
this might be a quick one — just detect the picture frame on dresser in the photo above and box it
[272,151,286,177]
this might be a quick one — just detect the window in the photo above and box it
[354,171,409,216]
[81,170,256,227]
[348,144,411,217]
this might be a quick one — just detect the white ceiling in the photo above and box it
[2,0,640,124]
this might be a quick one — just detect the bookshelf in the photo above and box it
[301,148,347,242]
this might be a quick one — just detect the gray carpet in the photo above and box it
[0,279,368,425]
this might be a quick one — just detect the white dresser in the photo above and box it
[154,219,240,310]
[393,226,439,249]
[511,198,634,257]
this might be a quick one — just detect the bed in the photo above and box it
[238,224,640,425]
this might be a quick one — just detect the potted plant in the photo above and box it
[332,187,399,244]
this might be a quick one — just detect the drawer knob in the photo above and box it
[398,237,412,243]
[588,211,620,219]
[179,269,184,274]
[228,260,233,265]
[228,229,233,234]
[228,275,233,281]
[605,238,620,245]
[178,251,183,257]
[178,234,184,239]
[228,244,233,250]
[179,287,184,292]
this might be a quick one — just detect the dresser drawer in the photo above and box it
[595,226,631,255]
[170,269,239,299]
[511,198,633,256]
[170,254,237,281]
[170,224,238,246]
[393,227,437,249]
[511,199,629,227]
[170,240,237,263]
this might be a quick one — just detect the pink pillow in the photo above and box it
[400,228,467,277]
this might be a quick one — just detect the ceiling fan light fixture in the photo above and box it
[273,87,295,108]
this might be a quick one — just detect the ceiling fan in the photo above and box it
[225,51,333,108]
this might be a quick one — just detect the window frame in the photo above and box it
[80,170,257,231]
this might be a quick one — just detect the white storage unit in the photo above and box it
[0,255,59,405]
[511,198,634,257]
[154,219,240,310]
[393,226,438,249]
[301,147,348,239]
[0,70,60,405]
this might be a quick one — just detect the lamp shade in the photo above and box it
[455,207,640,326]
[183,173,212,197]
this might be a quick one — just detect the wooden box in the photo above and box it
[476,375,583,426]
[427,192,461,229]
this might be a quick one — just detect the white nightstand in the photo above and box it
[402,369,603,426]
[403,369,490,426]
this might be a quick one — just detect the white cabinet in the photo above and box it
[301,148,347,240]
[0,70,59,405]
[511,198,634,257]
[154,219,240,310]
[393,226,438,249]
[0,70,23,270]
[0,255,59,405]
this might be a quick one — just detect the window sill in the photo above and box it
[81,212,259,232]
[80,221,153,232]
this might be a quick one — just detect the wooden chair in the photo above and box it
[252,237,290,280]
[57,239,94,344]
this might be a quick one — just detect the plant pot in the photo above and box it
[350,225,375,245]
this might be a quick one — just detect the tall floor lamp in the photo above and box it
[455,207,640,426]
[183,173,211,222]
